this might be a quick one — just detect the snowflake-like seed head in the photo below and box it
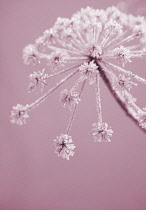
[84,42,102,58]
[112,45,132,67]
[60,89,81,110]
[92,122,113,142]
[23,44,40,65]
[54,134,75,160]
[105,19,123,34]
[79,61,98,84]
[112,74,136,93]
[28,69,48,93]
[10,104,29,126]
[43,28,57,44]
[47,51,66,71]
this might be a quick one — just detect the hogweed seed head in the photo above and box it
[60,89,81,110]
[54,134,75,160]
[11,6,146,159]
[112,46,132,67]
[10,104,29,125]
[47,51,66,71]
[79,61,98,85]
[28,69,48,93]
[23,44,40,65]
[112,74,137,94]
[92,122,113,142]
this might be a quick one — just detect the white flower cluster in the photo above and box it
[60,89,81,110]
[92,122,113,142]
[11,6,146,159]
[54,134,75,160]
[28,69,48,93]
[10,104,29,125]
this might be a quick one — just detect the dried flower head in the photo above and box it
[60,89,81,110]
[23,44,40,65]
[112,74,137,94]
[11,6,146,160]
[28,69,48,93]
[79,61,98,84]
[10,104,29,125]
[54,134,75,160]
[92,122,113,142]
[112,45,132,67]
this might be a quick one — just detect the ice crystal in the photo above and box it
[54,134,75,160]
[11,6,146,159]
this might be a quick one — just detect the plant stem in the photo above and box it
[66,80,86,135]
[95,59,146,134]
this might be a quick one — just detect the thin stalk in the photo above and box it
[28,69,79,111]
[95,59,146,134]
[46,64,81,79]
[66,80,86,135]
[106,61,146,84]
[95,74,102,123]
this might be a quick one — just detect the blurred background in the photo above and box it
[0,0,146,209]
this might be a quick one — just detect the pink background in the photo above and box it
[1,0,146,209]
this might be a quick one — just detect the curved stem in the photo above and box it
[95,59,146,134]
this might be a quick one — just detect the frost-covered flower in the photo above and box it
[23,44,40,65]
[47,51,66,70]
[54,134,75,160]
[112,46,132,67]
[92,122,113,142]
[79,61,98,84]
[12,6,146,160]
[43,28,57,44]
[10,104,29,125]
[112,74,137,93]
[60,89,81,110]
[28,69,48,93]
[84,42,102,58]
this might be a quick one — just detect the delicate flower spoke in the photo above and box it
[66,80,86,135]
[28,69,79,111]
[106,62,146,84]
[95,74,102,123]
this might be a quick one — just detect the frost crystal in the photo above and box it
[11,6,146,160]
[54,134,75,160]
